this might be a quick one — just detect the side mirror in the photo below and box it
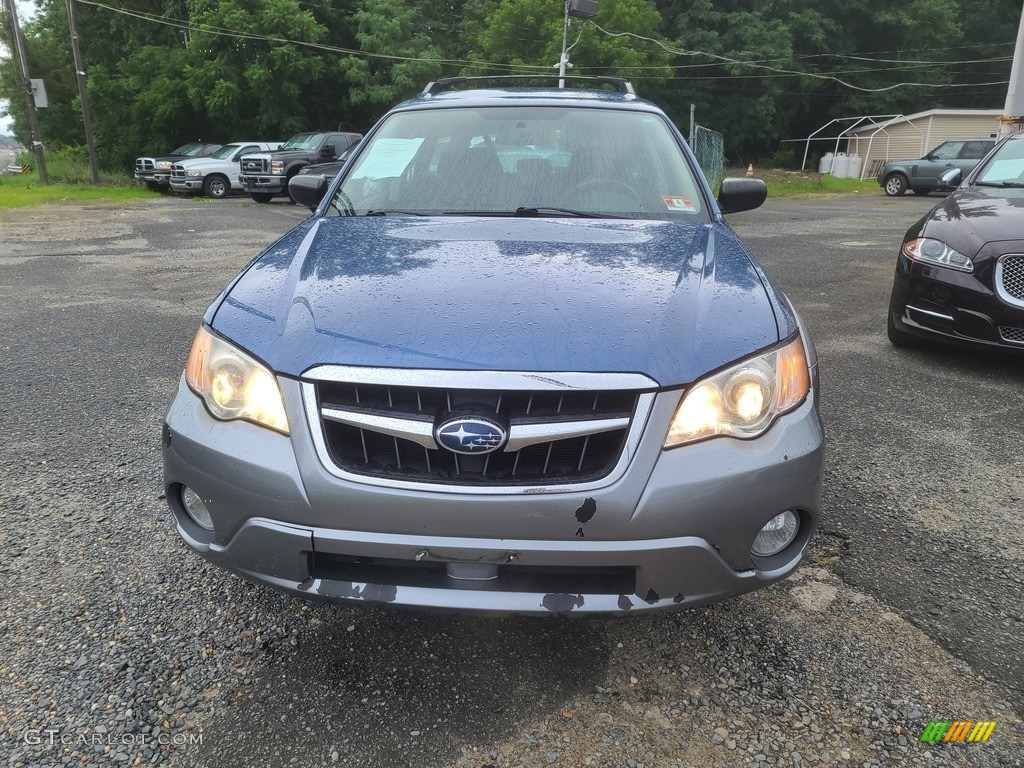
[320,144,335,158]
[938,167,962,188]
[718,177,767,214]
[288,174,330,211]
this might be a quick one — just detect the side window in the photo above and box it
[959,141,991,160]
[233,145,259,160]
[931,141,964,160]
[327,134,349,154]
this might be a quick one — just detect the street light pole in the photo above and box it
[3,0,48,183]
[558,0,569,89]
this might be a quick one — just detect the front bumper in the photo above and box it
[239,173,286,194]
[170,178,203,193]
[163,374,824,616]
[888,253,1024,354]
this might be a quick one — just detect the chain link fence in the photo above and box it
[691,124,724,192]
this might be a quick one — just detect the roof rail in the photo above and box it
[422,75,635,96]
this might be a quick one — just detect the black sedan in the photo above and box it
[887,131,1024,353]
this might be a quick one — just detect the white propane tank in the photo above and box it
[846,153,863,179]
[830,152,849,177]
[818,152,834,174]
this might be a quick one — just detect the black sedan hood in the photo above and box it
[915,186,1024,256]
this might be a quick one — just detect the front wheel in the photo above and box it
[887,310,914,348]
[250,192,274,203]
[203,174,229,199]
[883,174,908,196]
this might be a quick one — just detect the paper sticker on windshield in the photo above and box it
[663,195,696,212]
[352,138,424,180]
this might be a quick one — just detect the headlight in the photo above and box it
[184,326,289,434]
[271,160,284,174]
[902,237,973,273]
[665,334,810,447]
[155,161,172,170]
[187,169,204,177]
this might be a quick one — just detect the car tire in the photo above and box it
[883,174,908,196]
[886,310,914,348]
[285,170,304,204]
[203,174,229,199]
[251,193,274,203]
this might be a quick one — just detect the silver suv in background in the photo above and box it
[877,138,996,196]
[170,142,281,199]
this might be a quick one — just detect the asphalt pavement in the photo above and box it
[0,192,1020,768]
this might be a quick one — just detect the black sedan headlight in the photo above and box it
[902,237,973,273]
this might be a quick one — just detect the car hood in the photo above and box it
[210,217,792,387]
[916,185,1024,256]
[266,150,325,162]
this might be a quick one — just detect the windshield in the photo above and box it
[171,142,202,155]
[974,136,1024,185]
[281,133,324,151]
[209,144,241,160]
[330,106,705,219]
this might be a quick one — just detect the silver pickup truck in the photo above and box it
[169,141,281,199]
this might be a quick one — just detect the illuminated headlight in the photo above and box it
[186,169,204,177]
[155,161,173,170]
[184,326,289,434]
[271,160,284,174]
[665,335,810,447]
[902,237,973,273]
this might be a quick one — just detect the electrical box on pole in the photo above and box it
[569,0,598,18]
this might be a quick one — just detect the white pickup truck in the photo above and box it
[169,141,281,199]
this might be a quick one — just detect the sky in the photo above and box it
[1,1,39,136]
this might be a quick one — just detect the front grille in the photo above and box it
[311,378,647,488]
[136,159,154,172]
[998,326,1024,345]
[240,157,266,174]
[996,254,1024,307]
[171,163,186,180]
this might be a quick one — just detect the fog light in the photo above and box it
[181,486,214,531]
[752,510,799,557]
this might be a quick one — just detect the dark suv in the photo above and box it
[237,131,362,202]
[163,77,824,615]
[877,138,995,196]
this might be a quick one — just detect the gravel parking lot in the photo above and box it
[0,194,1020,768]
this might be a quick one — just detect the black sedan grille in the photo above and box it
[998,326,1024,345]
[998,255,1024,303]
[315,381,639,487]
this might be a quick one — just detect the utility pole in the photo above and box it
[66,0,99,183]
[1001,2,1024,134]
[556,1,598,89]
[3,0,48,183]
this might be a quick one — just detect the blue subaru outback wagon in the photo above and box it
[162,77,824,615]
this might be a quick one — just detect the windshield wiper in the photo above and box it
[514,206,620,219]
[364,210,428,216]
[975,181,1024,188]
[436,207,624,218]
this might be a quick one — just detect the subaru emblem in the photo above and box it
[435,417,508,455]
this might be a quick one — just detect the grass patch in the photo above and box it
[0,173,157,209]
[728,167,879,198]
